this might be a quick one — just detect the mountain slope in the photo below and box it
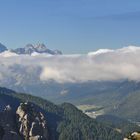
[0,43,8,53]
[96,115,140,135]
[109,90,140,121]
[3,79,140,118]
[0,87,124,140]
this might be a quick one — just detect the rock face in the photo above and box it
[16,102,49,140]
[0,103,49,140]
[124,132,140,140]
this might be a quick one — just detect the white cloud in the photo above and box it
[88,49,114,56]
[0,46,140,84]
[0,50,18,57]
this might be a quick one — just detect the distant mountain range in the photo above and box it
[0,43,62,55]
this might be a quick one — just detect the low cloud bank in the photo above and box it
[0,46,140,84]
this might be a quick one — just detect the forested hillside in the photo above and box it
[0,87,124,140]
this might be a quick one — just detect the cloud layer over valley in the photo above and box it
[0,46,140,84]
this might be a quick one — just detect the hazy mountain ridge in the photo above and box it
[109,90,140,121]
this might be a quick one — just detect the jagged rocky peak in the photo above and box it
[24,44,35,50]
[34,43,47,52]
[16,102,49,140]
[25,44,34,48]
[11,43,62,55]
[0,42,62,55]
[0,102,49,140]
[0,43,8,53]
[24,44,36,54]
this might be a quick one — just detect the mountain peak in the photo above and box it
[0,43,8,53]
[24,44,34,49]
[34,43,48,52]
[0,42,62,55]
[10,43,62,55]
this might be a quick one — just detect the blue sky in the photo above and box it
[0,0,140,53]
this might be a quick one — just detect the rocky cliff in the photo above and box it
[0,102,49,140]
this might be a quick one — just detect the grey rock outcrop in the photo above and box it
[0,103,49,140]
[16,102,49,140]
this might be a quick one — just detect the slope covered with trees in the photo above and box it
[0,87,123,140]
